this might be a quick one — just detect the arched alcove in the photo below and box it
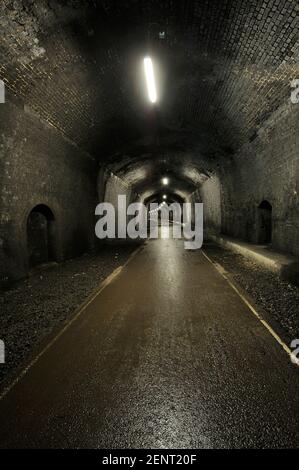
[27,205,57,268]
[257,200,272,244]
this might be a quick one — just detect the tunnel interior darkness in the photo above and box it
[0,0,298,283]
[27,205,57,268]
[257,200,272,245]
[146,193,185,223]
[1,2,299,452]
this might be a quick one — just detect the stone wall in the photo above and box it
[96,172,134,240]
[200,176,222,237]
[0,95,97,284]
[221,101,299,256]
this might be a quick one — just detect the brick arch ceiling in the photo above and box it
[1,0,298,196]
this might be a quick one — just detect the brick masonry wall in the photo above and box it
[0,1,298,265]
[221,100,299,256]
[102,173,134,239]
[200,175,222,237]
[0,94,98,284]
[189,177,221,239]
[104,173,133,206]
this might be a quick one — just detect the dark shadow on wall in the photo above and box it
[257,200,272,245]
[27,205,58,268]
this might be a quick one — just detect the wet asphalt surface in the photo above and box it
[0,237,298,448]
[0,243,138,388]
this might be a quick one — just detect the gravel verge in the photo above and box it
[204,243,299,341]
[0,242,141,388]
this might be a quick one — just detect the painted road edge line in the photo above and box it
[0,244,144,401]
[202,250,299,366]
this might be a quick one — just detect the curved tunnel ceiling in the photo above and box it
[1,1,298,199]
[144,192,186,206]
[106,139,212,198]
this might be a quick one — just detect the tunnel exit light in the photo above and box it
[144,57,157,103]
[163,195,167,200]
[162,177,169,185]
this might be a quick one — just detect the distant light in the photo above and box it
[162,177,169,186]
[144,57,157,103]
[163,195,167,200]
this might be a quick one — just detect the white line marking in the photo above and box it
[0,244,144,401]
[202,250,299,366]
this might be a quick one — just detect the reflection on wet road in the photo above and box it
[0,238,298,448]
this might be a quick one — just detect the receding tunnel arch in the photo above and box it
[144,192,186,207]
[145,192,186,226]
[103,134,216,206]
[0,0,297,279]
[0,1,299,450]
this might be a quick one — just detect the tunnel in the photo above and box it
[0,0,298,451]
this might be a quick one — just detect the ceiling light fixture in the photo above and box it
[144,57,157,104]
[162,177,169,185]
